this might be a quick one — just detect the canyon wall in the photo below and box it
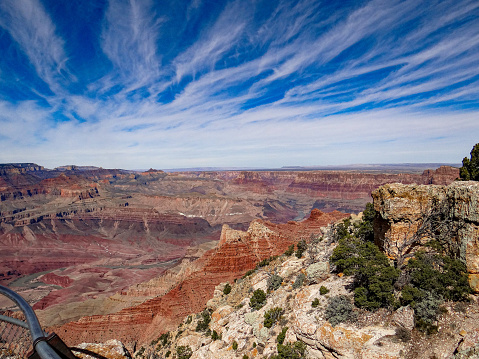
[54,209,349,350]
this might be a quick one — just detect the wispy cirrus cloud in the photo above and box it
[100,0,163,91]
[0,0,70,94]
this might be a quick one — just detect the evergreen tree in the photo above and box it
[460,143,479,180]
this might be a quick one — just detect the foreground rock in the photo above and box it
[132,241,479,359]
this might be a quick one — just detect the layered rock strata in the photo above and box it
[55,210,349,349]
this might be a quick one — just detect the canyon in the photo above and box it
[0,163,460,352]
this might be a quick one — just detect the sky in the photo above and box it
[0,0,478,170]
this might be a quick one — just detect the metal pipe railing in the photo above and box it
[0,285,62,359]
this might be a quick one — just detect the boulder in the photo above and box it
[75,339,131,359]
[391,306,414,331]
[306,262,330,283]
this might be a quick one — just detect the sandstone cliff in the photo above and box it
[372,181,479,291]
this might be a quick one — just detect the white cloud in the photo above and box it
[100,0,163,90]
[0,0,70,93]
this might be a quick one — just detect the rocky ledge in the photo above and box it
[372,181,479,291]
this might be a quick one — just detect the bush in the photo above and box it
[331,238,399,310]
[277,327,288,345]
[195,309,211,332]
[319,286,329,295]
[176,346,192,359]
[159,332,169,347]
[257,255,278,268]
[406,252,472,302]
[400,284,424,307]
[311,298,320,308]
[292,273,305,289]
[264,307,284,328]
[243,356,249,359]
[295,240,307,258]
[165,350,171,358]
[271,341,306,359]
[232,341,238,350]
[414,293,443,333]
[249,289,267,310]
[211,330,220,341]
[325,295,355,326]
[223,283,231,295]
[243,269,255,278]
[284,244,295,256]
[268,274,283,291]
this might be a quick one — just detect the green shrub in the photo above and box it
[176,346,192,359]
[406,252,472,302]
[414,293,443,333]
[195,309,211,332]
[223,283,232,295]
[271,341,306,359]
[295,240,307,258]
[268,274,283,291]
[264,307,284,328]
[165,350,171,357]
[243,355,249,359]
[185,315,192,324]
[252,342,256,348]
[211,330,220,341]
[158,332,169,347]
[249,289,267,310]
[311,298,320,308]
[243,269,255,278]
[331,238,399,310]
[325,295,355,326]
[400,284,425,307]
[319,286,329,295]
[257,255,278,268]
[277,327,288,345]
[292,273,305,289]
[284,244,295,256]
[232,341,238,350]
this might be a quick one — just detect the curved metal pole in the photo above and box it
[0,314,29,329]
[0,285,62,359]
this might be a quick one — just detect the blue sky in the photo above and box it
[0,0,478,169]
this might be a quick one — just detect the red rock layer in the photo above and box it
[55,209,350,349]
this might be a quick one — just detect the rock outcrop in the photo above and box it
[372,181,479,291]
[131,232,479,359]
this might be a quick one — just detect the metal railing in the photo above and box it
[0,285,62,359]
